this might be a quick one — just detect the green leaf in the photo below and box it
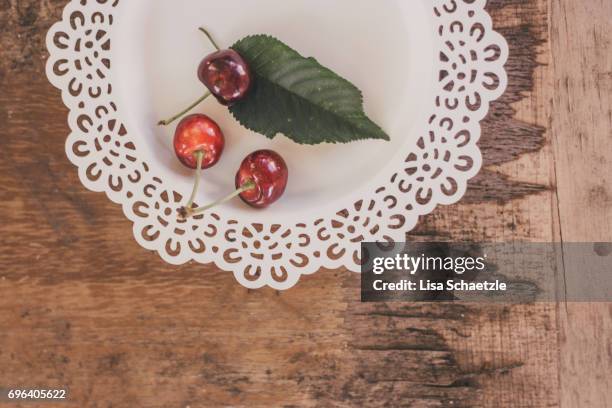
[229,35,389,145]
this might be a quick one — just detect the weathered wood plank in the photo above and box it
[550,0,612,406]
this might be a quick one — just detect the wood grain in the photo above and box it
[550,0,612,406]
[0,0,609,407]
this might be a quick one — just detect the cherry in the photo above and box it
[198,49,251,106]
[179,150,288,218]
[235,150,288,208]
[158,28,252,126]
[173,114,225,216]
[173,114,225,169]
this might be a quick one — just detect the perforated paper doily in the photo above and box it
[46,0,508,289]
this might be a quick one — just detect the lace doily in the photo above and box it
[46,0,508,289]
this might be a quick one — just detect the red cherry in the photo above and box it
[173,114,224,169]
[235,150,289,208]
[174,114,225,219]
[179,150,288,218]
[158,28,251,127]
[198,49,252,106]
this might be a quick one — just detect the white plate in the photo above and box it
[46,0,508,289]
[112,0,434,222]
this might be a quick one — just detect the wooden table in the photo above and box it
[0,0,610,406]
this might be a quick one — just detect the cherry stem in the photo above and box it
[198,27,220,51]
[184,150,205,210]
[157,91,211,126]
[181,180,256,218]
